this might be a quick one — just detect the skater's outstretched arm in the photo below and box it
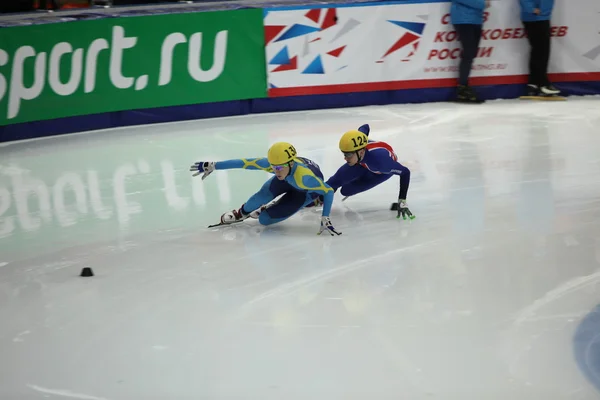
[215,158,273,172]
[293,170,340,236]
[357,124,370,136]
[190,158,273,180]
[372,156,414,220]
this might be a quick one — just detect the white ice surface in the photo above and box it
[1,98,600,399]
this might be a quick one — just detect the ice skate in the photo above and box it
[220,207,248,224]
[208,203,269,228]
[520,84,565,101]
[208,204,251,228]
[540,84,561,96]
[455,85,484,104]
[248,205,267,219]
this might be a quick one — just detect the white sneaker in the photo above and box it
[540,85,560,95]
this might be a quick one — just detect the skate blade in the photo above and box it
[452,98,485,104]
[519,95,566,101]
[208,220,245,228]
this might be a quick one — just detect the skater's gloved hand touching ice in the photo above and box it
[396,198,415,221]
[318,216,341,236]
[190,161,215,180]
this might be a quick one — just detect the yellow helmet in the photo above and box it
[268,142,297,165]
[339,130,369,152]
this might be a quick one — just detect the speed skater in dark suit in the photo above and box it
[324,124,415,220]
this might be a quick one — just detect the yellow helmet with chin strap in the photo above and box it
[339,130,369,153]
[268,142,298,165]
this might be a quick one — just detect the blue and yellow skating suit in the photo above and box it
[215,156,335,216]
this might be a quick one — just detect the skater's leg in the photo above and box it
[220,177,291,224]
[326,163,367,192]
[259,190,313,226]
[242,176,291,213]
[340,173,394,197]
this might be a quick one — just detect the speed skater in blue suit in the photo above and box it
[189,141,341,236]
[325,124,415,220]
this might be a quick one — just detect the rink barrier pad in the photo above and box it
[0,0,599,142]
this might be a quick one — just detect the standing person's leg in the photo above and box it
[523,21,542,91]
[523,20,559,96]
[454,24,483,103]
[535,20,560,94]
[536,20,551,87]
[457,24,481,86]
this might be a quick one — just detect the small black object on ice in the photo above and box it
[80,267,94,277]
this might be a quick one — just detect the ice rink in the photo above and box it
[1,97,600,399]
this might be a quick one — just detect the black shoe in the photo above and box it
[527,84,540,96]
[456,85,484,104]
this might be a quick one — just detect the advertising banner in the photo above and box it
[0,8,267,126]
[264,0,600,96]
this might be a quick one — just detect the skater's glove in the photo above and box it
[318,216,342,236]
[397,199,415,221]
[190,161,215,180]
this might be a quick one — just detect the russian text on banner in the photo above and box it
[0,8,267,126]
[264,0,600,96]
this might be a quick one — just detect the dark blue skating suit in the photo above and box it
[326,124,411,200]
